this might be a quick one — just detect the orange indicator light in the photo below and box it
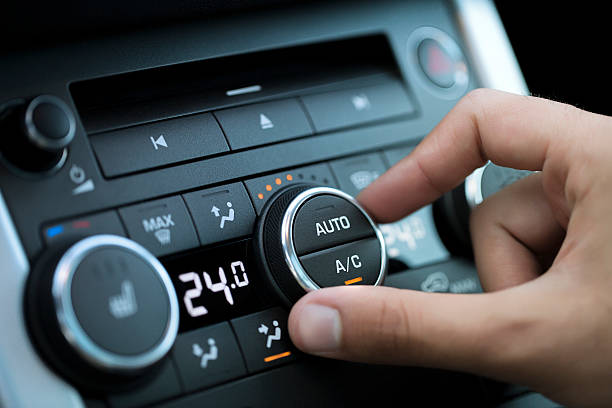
[264,351,292,363]
[258,193,264,200]
[344,277,363,285]
[275,178,282,185]
[266,184,272,191]
[286,174,293,181]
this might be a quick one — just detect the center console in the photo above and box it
[0,1,547,407]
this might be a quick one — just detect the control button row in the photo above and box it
[107,308,295,408]
[89,80,414,178]
[118,183,256,257]
[42,162,338,258]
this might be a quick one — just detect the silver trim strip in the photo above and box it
[226,85,262,96]
[280,187,387,291]
[454,0,530,208]
[0,190,84,408]
[52,235,179,372]
[453,0,529,95]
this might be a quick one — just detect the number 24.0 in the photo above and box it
[179,261,249,317]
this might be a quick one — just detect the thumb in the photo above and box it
[288,284,547,380]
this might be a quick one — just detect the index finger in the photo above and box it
[357,88,579,222]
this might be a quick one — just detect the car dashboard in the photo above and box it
[0,1,558,407]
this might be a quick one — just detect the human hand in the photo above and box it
[288,88,612,408]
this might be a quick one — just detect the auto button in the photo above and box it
[292,194,374,255]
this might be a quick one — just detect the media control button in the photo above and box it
[172,322,246,392]
[43,210,126,246]
[90,113,229,177]
[183,183,256,247]
[299,238,382,287]
[214,98,313,150]
[244,163,337,214]
[329,152,387,197]
[300,81,415,133]
[230,308,296,373]
[292,194,374,255]
[119,196,199,257]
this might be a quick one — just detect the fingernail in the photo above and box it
[295,304,342,352]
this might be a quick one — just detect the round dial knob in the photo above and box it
[0,95,75,173]
[434,163,532,255]
[26,235,179,391]
[255,185,387,305]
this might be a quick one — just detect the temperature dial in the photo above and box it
[254,185,387,305]
[435,163,532,255]
[25,235,179,391]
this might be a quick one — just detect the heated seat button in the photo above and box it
[292,194,374,255]
[230,308,296,373]
[172,322,246,392]
[299,238,382,287]
[119,196,199,257]
[214,98,313,150]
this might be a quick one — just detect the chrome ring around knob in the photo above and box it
[51,234,179,372]
[24,94,76,152]
[280,187,387,292]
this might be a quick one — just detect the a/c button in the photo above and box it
[299,237,382,288]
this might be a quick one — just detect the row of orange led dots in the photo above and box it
[257,174,294,200]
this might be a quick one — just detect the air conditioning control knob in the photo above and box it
[434,163,533,255]
[25,235,179,391]
[254,185,387,305]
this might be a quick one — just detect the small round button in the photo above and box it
[24,95,76,151]
[254,185,387,305]
[26,235,179,390]
[0,95,75,174]
[408,26,469,98]
[417,38,457,88]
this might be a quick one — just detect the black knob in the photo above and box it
[254,185,387,305]
[0,95,76,173]
[434,163,532,255]
[25,235,179,391]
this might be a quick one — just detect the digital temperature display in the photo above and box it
[163,240,266,332]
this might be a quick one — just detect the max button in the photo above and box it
[119,196,199,257]
[292,194,374,256]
